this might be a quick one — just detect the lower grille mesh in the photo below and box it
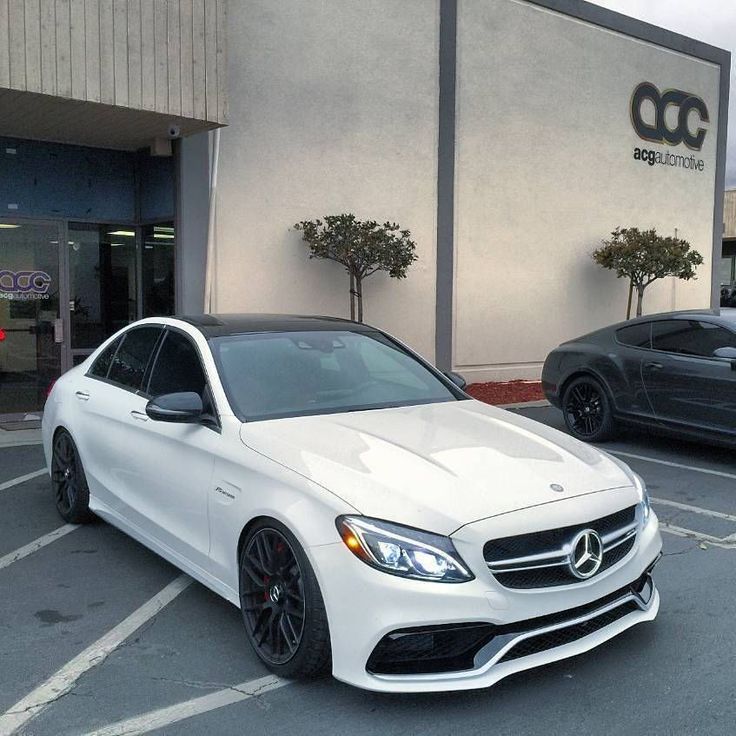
[498,601,640,663]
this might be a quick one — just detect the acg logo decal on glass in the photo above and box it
[630,82,709,151]
[0,270,52,295]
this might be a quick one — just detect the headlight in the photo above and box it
[633,472,651,523]
[336,516,474,583]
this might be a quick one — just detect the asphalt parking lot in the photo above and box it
[1,405,735,736]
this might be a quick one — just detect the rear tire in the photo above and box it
[51,429,94,524]
[239,519,331,678]
[561,375,617,442]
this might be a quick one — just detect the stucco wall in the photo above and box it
[213,0,439,361]
[454,0,722,381]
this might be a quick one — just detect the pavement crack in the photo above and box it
[662,544,700,557]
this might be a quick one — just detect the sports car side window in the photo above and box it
[651,320,736,358]
[147,330,207,398]
[107,327,163,391]
[616,322,651,349]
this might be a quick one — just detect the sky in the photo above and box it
[592,0,736,188]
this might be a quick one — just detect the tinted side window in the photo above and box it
[89,336,122,378]
[651,320,736,357]
[148,331,206,397]
[108,327,163,391]
[616,322,651,348]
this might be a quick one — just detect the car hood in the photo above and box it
[239,400,635,535]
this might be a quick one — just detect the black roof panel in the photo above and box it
[178,313,375,338]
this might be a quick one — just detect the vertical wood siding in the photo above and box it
[0,0,226,123]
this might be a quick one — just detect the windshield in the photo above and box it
[211,330,462,421]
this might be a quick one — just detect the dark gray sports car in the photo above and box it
[542,309,736,445]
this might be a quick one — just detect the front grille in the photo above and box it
[484,505,638,589]
[497,601,640,663]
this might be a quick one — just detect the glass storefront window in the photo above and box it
[0,221,61,416]
[142,223,175,317]
[68,224,138,349]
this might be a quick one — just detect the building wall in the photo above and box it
[0,0,226,124]
[453,0,723,381]
[724,189,736,239]
[213,0,440,361]
[210,0,726,376]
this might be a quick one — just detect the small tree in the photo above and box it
[593,227,704,318]
[294,213,417,322]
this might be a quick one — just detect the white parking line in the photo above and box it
[651,496,736,523]
[82,674,289,736]
[0,468,47,492]
[0,574,192,736]
[608,450,736,481]
[0,524,78,572]
[656,522,736,549]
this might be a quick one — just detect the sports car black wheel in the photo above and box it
[562,376,616,442]
[51,429,94,523]
[239,519,330,678]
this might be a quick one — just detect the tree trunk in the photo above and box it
[626,281,633,320]
[355,275,363,323]
[349,272,356,321]
[636,284,645,317]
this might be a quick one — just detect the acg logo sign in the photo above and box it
[0,270,52,294]
[630,82,709,151]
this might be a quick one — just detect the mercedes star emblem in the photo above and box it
[568,529,604,579]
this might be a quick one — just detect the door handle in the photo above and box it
[130,410,149,422]
[644,361,663,370]
[75,390,90,401]
[53,318,64,344]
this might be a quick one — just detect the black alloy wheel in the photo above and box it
[239,520,330,678]
[51,430,94,523]
[562,376,616,442]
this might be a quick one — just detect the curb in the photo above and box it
[497,399,551,410]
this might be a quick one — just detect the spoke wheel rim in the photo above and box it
[240,528,306,665]
[565,383,604,437]
[52,433,78,516]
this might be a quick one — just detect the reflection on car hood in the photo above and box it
[239,400,634,535]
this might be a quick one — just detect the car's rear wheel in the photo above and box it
[239,519,331,678]
[51,429,94,524]
[562,375,616,442]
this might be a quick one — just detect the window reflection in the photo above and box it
[68,224,137,349]
[143,223,175,317]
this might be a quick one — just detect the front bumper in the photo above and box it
[310,511,661,692]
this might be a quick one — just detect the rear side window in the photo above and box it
[147,331,207,397]
[651,320,736,357]
[107,326,163,391]
[89,336,122,378]
[616,322,651,348]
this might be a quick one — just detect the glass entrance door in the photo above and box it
[0,221,62,418]
[67,224,138,365]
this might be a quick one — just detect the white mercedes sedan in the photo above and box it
[42,314,662,692]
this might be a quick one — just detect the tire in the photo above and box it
[51,429,94,524]
[238,519,331,678]
[561,375,617,442]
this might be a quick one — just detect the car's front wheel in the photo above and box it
[51,429,94,524]
[238,519,331,678]
[562,375,617,442]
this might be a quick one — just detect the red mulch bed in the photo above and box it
[466,380,545,406]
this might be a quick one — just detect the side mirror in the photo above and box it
[145,392,204,423]
[713,347,736,370]
[444,371,467,391]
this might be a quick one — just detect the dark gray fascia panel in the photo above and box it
[435,0,457,371]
